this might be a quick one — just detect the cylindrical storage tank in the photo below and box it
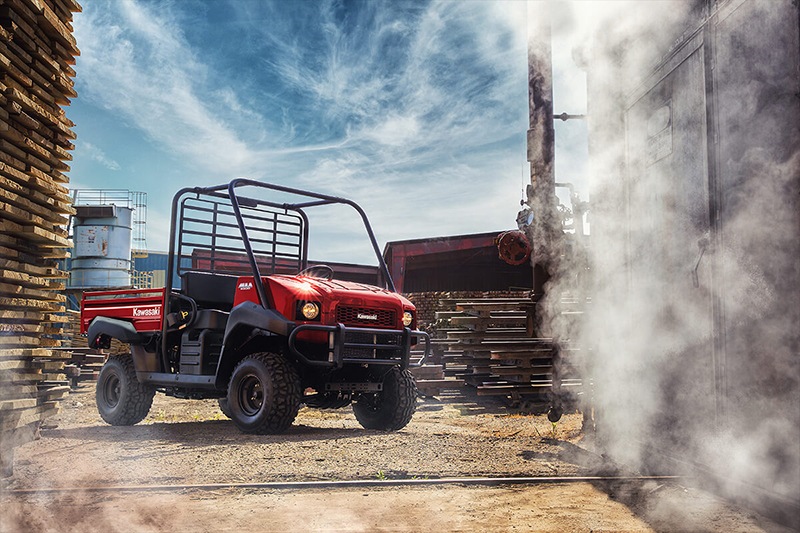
[70,205,133,289]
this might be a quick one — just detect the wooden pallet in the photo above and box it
[434,296,585,409]
[410,362,466,397]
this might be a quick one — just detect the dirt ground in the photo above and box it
[0,385,794,533]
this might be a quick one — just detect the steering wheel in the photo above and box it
[298,265,334,280]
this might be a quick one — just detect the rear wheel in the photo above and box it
[353,367,417,431]
[96,353,155,426]
[227,352,301,434]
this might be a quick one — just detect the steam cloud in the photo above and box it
[539,0,800,519]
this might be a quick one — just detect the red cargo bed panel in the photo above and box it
[81,288,165,334]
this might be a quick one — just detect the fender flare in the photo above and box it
[87,316,145,348]
[222,302,294,340]
[214,302,296,388]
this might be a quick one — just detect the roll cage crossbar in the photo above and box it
[161,178,398,372]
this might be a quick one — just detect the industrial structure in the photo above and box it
[67,189,146,290]
[571,0,800,525]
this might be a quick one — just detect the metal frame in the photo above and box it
[161,178,399,369]
[288,324,430,369]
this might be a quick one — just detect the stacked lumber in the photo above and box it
[60,348,103,387]
[408,335,465,398]
[0,0,80,476]
[57,310,113,388]
[410,362,465,398]
[405,290,531,326]
[436,297,584,410]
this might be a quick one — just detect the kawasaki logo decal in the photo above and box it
[133,307,160,317]
[357,313,378,321]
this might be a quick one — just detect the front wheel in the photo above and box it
[227,352,301,434]
[218,398,232,418]
[353,367,417,431]
[96,353,155,426]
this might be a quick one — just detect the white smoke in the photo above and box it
[537,0,800,521]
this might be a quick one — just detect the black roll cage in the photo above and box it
[161,178,398,371]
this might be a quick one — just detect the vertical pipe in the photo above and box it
[525,0,557,300]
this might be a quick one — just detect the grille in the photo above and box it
[342,331,404,360]
[346,332,403,346]
[336,306,396,328]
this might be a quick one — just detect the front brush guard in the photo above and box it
[287,323,430,370]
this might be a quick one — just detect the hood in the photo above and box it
[265,275,414,326]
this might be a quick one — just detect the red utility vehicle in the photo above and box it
[81,179,429,434]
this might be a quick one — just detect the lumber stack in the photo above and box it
[0,0,80,477]
[436,297,584,410]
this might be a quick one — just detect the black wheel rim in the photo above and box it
[361,393,382,413]
[104,374,121,408]
[239,374,264,416]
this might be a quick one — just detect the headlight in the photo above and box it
[402,311,413,327]
[302,302,320,320]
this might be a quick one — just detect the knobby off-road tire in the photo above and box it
[96,353,156,426]
[227,352,301,434]
[352,367,417,431]
[218,398,232,418]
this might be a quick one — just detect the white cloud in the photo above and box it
[72,0,534,263]
[79,142,121,171]
[73,0,261,175]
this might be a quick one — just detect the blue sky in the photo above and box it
[69,0,587,265]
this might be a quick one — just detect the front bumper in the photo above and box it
[287,323,430,370]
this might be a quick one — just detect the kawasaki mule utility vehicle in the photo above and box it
[81,179,429,434]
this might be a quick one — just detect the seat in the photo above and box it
[181,271,239,312]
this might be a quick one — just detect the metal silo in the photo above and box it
[69,204,133,289]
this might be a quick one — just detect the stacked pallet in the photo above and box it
[0,0,80,476]
[410,362,465,398]
[436,297,584,410]
[404,290,531,326]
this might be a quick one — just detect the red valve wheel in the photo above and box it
[496,230,531,266]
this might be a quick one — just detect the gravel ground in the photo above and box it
[0,385,794,533]
[8,386,589,488]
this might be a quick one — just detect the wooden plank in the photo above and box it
[0,347,58,357]
[0,268,63,288]
[0,280,64,300]
[38,384,69,400]
[0,50,33,87]
[0,398,37,410]
[0,295,62,310]
[0,404,61,431]
[0,323,44,333]
[0,360,28,370]
[0,371,45,382]
[0,257,67,278]
[30,359,63,370]
[0,383,36,400]
[0,233,67,264]
[12,224,71,247]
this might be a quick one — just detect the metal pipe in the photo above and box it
[1,476,686,495]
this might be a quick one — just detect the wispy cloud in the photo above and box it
[73,0,263,175]
[73,0,532,262]
[79,142,121,171]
